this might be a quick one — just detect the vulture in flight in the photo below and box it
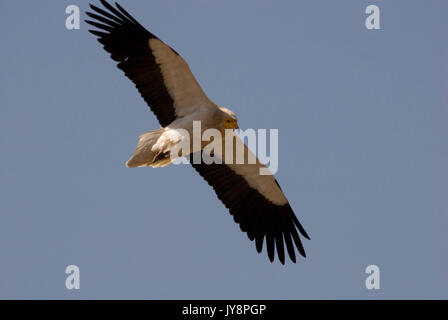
[86,0,310,264]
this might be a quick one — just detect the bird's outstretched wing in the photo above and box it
[189,136,310,264]
[86,0,212,127]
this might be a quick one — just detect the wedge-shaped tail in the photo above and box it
[126,129,168,168]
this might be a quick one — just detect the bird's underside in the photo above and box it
[86,0,310,264]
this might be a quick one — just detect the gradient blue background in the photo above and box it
[0,0,447,299]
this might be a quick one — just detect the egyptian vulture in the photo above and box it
[86,0,310,264]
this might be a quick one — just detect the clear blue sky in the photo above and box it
[0,0,447,299]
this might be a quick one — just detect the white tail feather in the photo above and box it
[126,129,165,168]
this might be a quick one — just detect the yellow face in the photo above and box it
[223,118,238,129]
